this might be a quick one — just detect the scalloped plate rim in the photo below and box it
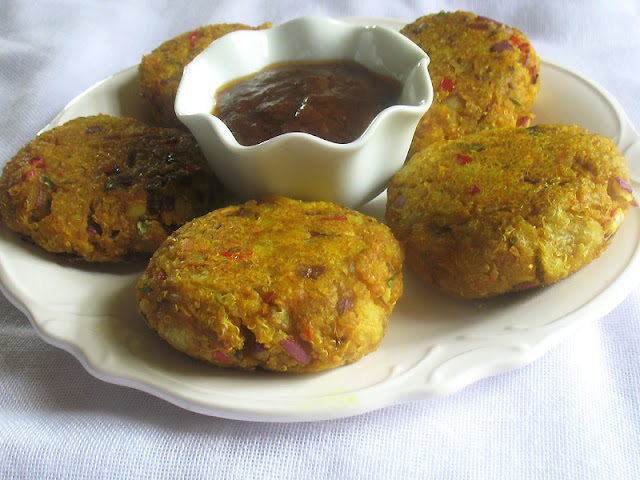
[2,16,639,422]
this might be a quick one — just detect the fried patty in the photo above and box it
[137,196,404,373]
[0,114,219,262]
[139,22,272,129]
[401,11,540,156]
[386,124,634,298]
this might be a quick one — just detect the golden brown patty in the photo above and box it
[0,114,220,262]
[386,125,634,298]
[401,11,540,156]
[137,196,404,373]
[139,22,272,129]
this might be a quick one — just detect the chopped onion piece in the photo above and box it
[279,337,311,364]
[609,176,636,204]
[615,176,633,193]
[393,194,407,208]
[337,296,354,315]
[490,40,514,53]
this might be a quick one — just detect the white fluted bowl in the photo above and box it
[175,16,432,208]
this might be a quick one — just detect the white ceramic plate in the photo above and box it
[1,18,639,422]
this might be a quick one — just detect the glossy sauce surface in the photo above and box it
[213,60,402,145]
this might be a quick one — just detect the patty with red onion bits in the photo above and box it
[139,22,271,129]
[0,115,220,262]
[401,11,540,157]
[137,196,403,372]
[386,124,634,298]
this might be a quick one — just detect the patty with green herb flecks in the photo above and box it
[136,196,403,372]
[139,22,272,129]
[0,114,221,262]
[401,11,540,157]
[386,124,634,298]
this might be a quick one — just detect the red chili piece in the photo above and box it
[456,153,473,165]
[262,290,276,304]
[21,170,39,180]
[155,270,167,281]
[213,350,234,364]
[516,116,531,127]
[440,76,455,92]
[466,185,481,195]
[189,30,200,49]
[29,156,46,168]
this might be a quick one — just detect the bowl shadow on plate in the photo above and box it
[356,192,544,332]
[50,66,156,129]
[382,268,543,350]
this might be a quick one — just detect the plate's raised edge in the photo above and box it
[539,58,640,157]
[14,58,640,422]
[41,67,140,133]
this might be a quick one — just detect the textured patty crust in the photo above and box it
[386,124,634,298]
[139,22,271,129]
[137,196,404,372]
[401,11,540,156]
[0,114,219,262]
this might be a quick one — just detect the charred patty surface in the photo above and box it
[0,114,219,262]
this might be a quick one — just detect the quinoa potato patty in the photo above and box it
[0,114,218,262]
[401,11,540,156]
[139,22,272,129]
[137,196,404,373]
[386,124,634,299]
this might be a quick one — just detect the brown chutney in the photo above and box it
[212,60,403,145]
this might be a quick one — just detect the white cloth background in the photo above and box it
[1,1,639,478]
